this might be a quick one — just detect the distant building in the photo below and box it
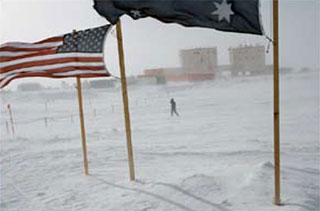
[299,67,311,73]
[127,75,166,86]
[180,47,218,73]
[144,47,218,82]
[126,74,167,86]
[144,68,165,77]
[89,79,117,89]
[229,45,270,76]
[17,83,43,91]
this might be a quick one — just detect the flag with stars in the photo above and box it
[0,25,111,89]
[93,0,263,35]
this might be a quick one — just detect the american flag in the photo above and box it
[0,25,111,89]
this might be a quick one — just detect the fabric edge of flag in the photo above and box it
[102,24,113,75]
[258,0,265,36]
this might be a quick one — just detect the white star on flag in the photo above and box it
[211,0,234,23]
[130,10,142,19]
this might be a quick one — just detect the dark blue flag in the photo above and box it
[93,0,263,35]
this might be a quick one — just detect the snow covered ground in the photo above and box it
[0,71,319,211]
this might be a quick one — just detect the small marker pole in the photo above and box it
[7,104,15,135]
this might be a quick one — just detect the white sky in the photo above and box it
[0,0,319,89]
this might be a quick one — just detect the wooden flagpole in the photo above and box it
[76,77,89,175]
[116,20,135,181]
[273,0,281,205]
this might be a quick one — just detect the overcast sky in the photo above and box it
[0,0,319,88]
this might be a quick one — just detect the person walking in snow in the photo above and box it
[170,98,179,116]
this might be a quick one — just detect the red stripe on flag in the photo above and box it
[44,65,107,73]
[0,46,57,52]
[35,36,64,44]
[0,49,57,62]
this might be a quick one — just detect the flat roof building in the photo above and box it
[229,45,268,76]
[180,47,218,74]
[144,47,218,82]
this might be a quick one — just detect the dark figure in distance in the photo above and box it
[170,98,179,116]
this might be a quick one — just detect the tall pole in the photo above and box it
[273,0,281,205]
[116,20,136,181]
[77,77,89,175]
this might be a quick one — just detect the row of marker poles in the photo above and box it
[5,104,72,133]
